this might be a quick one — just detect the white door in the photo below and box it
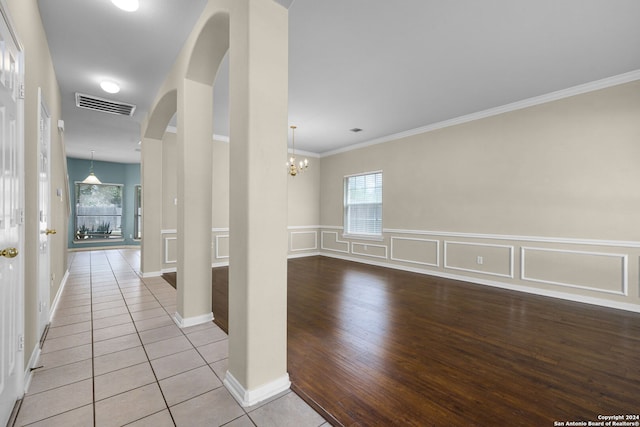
[0,6,25,426]
[37,90,51,335]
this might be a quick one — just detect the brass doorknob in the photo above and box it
[1,247,18,258]
[45,229,57,235]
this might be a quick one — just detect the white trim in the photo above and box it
[290,231,318,252]
[142,271,163,278]
[342,233,384,242]
[161,229,177,234]
[319,225,343,230]
[351,242,388,259]
[172,311,214,328]
[288,251,321,259]
[224,371,291,407]
[320,231,349,254]
[164,237,177,264]
[383,228,640,248]
[23,346,40,393]
[212,261,229,268]
[319,252,640,314]
[390,237,440,267]
[444,241,515,279]
[320,70,640,158]
[287,225,321,230]
[49,269,70,320]
[212,227,229,233]
[288,148,320,158]
[215,235,229,259]
[521,247,628,296]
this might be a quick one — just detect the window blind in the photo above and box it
[344,172,382,236]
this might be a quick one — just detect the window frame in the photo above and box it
[74,182,124,242]
[343,170,384,241]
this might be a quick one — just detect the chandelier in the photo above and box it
[287,125,309,176]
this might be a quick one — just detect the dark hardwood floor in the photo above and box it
[164,256,640,426]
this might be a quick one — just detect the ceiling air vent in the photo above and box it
[75,93,136,116]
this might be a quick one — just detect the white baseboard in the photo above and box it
[224,371,291,407]
[49,269,70,320]
[320,252,640,314]
[288,251,321,259]
[142,271,163,278]
[23,345,41,394]
[172,311,214,328]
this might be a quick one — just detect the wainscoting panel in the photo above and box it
[164,236,177,265]
[521,247,628,295]
[321,231,350,254]
[215,234,229,259]
[444,241,514,278]
[390,237,439,267]
[290,231,318,252]
[351,242,388,259]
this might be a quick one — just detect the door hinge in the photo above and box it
[18,335,24,351]
[18,208,24,225]
[19,83,25,99]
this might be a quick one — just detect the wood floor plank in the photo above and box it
[165,256,640,426]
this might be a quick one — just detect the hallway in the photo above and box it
[13,249,326,427]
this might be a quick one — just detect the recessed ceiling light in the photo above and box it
[111,0,139,12]
[100,81,120,94]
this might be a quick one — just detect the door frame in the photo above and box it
[37,87,51,338]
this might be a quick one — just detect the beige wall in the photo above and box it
[319,81,640,310]
[6,0,67,366]
[159,132,321,271]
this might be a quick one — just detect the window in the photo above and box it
[75,183,123,240]
[344,171,383,237]
[134,185,142,239]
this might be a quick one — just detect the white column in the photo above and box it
[224,0,290,406]
[140,137,163,277]
[174,77,214,326]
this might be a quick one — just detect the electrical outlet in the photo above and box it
[476,256,483,265]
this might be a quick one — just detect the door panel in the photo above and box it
[0,6,24,426]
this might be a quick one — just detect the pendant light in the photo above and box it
[82,151,102,184]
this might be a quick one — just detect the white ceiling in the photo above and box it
[38,0,640,164]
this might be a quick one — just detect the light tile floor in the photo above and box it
[14,249,328,427]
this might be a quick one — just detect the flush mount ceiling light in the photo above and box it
[111,0,139,12]
[100,81,120,94]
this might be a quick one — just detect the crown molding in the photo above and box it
[320,69,640,158]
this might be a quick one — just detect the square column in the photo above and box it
[140,137,163,277]
[175,77,214,326]
[224,0,290,406]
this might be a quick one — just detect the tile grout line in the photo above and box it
[106,250,178,427]
[89,251,97,427]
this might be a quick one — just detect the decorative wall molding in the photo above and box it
[321,231,349,254]
[215,235,229,259]
[290,231,318,252]
[444,241,514,279]
[351,242,388,259]
[521,247,628,296]
[383,228,640,248]
[390,237,440,267]
[161,229,177,234]
[320,252,640,314]
[164,236,177,264]
[320,70,640,158]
